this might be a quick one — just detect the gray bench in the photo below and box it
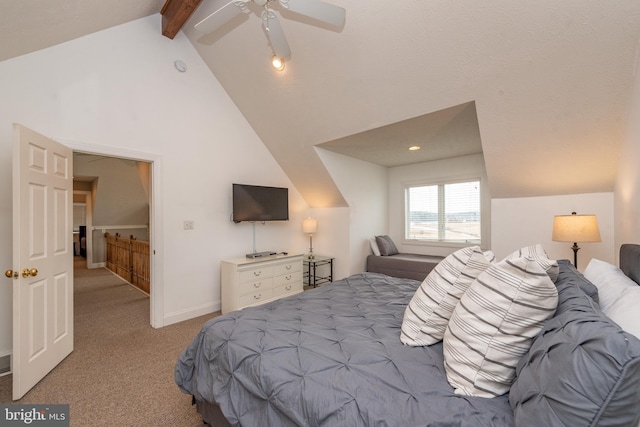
[366,253,444,281]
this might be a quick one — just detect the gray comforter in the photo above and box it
[175,273,513,426]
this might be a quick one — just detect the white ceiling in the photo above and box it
[318,102,482,168]
[3,1,640,207]
[0,0,165,62]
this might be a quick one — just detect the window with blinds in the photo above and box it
[404,180,481,244]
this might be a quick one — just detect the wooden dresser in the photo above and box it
[220,254,303,314]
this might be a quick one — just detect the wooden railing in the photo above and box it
[105,232,150,293]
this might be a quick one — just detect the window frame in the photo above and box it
[403,177,484,248]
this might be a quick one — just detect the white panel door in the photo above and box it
[11,124,73,400]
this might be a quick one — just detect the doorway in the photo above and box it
[73,191,92,265]
[73,153,150,291]
[9,126,165,400]
[61,139,164,328]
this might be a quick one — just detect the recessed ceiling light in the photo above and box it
[408,146,421,151]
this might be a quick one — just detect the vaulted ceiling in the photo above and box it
[3,1,640,207]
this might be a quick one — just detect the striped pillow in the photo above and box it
[505,244,559,282]
[443,256,559,398]
[400,246,492,346]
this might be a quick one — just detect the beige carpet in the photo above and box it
[0,257,219,426]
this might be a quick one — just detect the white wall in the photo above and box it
[74,155,149,228]
[615,47,640,254]
[303,206,351,280]
[316,149,388,276]
[0,15,312,355]
[386,153,615,270]
[492,193,614,269]
[388,154,491,257]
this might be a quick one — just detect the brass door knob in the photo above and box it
[21,268,38,278]
[5,270,13,278]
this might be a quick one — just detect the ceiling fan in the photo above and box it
[194,0,346,62]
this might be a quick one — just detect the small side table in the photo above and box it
[303,255,334,287]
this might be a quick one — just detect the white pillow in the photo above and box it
[400,246,491,346]
[584,259,629,311]
[604,287,640,340]
[483,250,496,263]
[584,258,640,339]
[504,244,559,282]
[369,237,381,256]
[443,256,559,398]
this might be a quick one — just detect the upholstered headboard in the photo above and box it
[620,244,640,286]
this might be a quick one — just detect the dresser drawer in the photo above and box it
[272,261,301,276]
[273,270,302,287]
[273,281,302,298]
[239,278,273,296]
[239,289,274,307]
[239,266,273,283]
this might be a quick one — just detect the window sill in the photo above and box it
[402,239,482,250]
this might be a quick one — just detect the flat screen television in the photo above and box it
[232,183,289,223]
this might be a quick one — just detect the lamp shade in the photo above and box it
[552,214,601,243]
[302,217,317,234]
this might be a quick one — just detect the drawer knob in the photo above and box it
[253,271,262,276]
[285,265,292,270]
[254,294,262,300]
[285,285,291,290]
[253,282,261,288]
[285,275,291,280]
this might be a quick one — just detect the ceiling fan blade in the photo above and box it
[194,0,247,34]
[280,0,345,28]
[262,12,291,59]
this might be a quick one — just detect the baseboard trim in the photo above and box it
[163,301,221,327]
[0,352,11,377]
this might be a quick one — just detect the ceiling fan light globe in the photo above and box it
[272,56,285,71]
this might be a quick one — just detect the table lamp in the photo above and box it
[302,217,317,260]
[552,212,601,269]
